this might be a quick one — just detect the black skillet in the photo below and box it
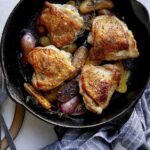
[0,0,150,130]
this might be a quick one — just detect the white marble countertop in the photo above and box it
[0,0,149,149]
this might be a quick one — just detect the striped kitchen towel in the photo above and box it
[40,80,150,150]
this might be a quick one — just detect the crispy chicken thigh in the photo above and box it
[27,45,75,91]
[79,64,121,114]
[39,1,84,48]
[88,16,139,61]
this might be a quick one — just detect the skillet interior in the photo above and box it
[1,0,150,128]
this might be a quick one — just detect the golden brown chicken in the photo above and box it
[27,45,75,91]
[79,64,121,114]
[88,16,139,61]
[39,1,84,48]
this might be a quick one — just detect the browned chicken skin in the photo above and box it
[88,16,139,61]
[79,64,121,114]
[39,1,84,48]
[27,45,75,91]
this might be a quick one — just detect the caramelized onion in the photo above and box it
[59,95,80,114]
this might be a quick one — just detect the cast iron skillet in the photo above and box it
[0,0,150,128]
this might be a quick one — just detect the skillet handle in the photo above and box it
[0,66,23,105]
[6,82,23,105]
